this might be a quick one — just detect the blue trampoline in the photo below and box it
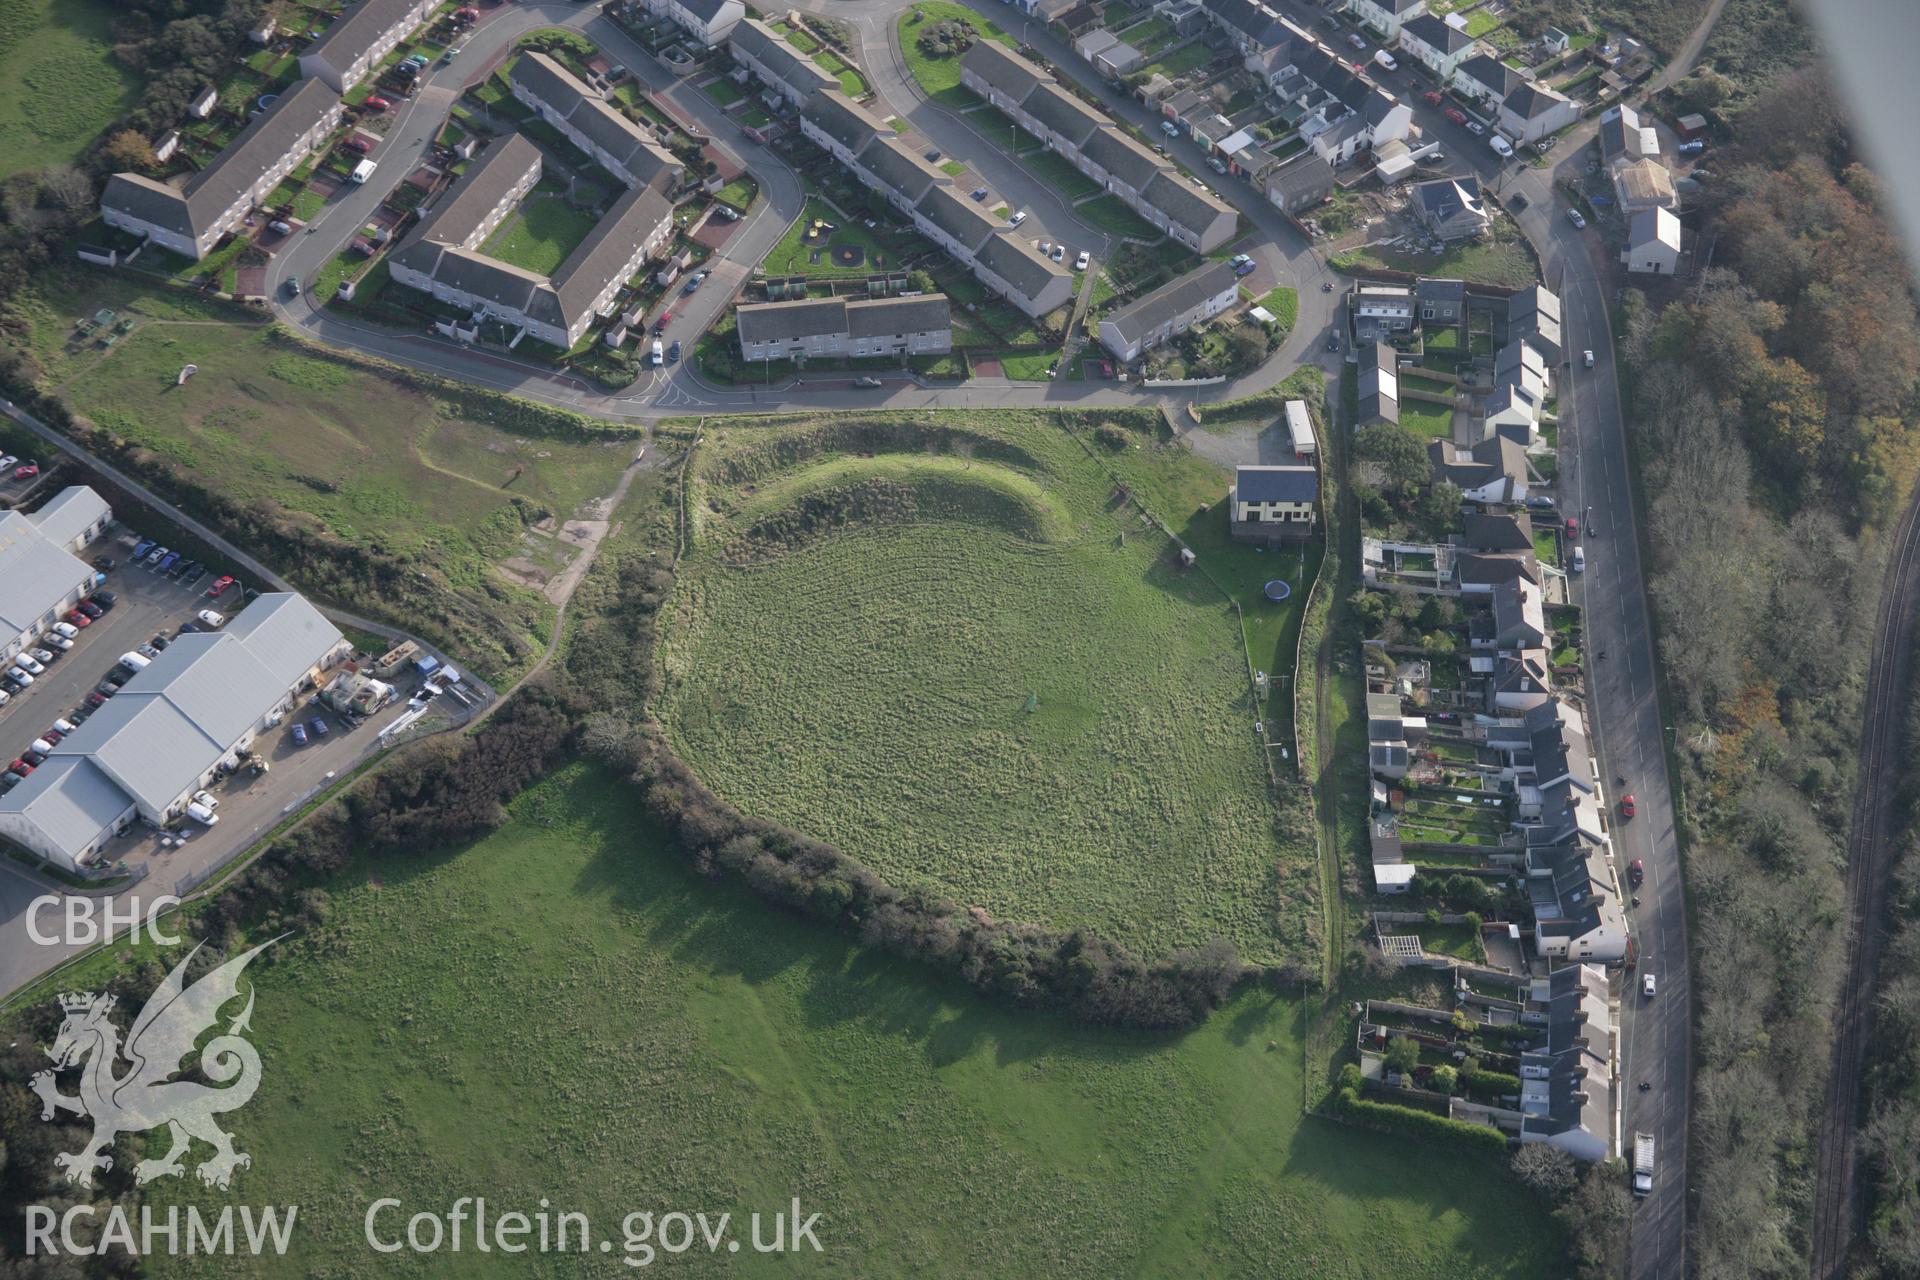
[1263,579,1292,602]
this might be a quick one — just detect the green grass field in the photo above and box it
[0,0,142,175]
[1025,148,1099,199]
[479,193,600,276]
[1333,236,1537,289]
[658,414,1314,962]
[10,272,633,672]
[763,196,902,277]
[1075,194,1162,240]
[111,762,1559,1277]
[897,1,1015,105]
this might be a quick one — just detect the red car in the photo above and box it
[1628,858,1645,887]
[1423,90,1443,106]
[653,311,672,333]
[207,574,235,597]
[14,462,37,479]
[363,95,392,111]
[8,760,33,778]
[64,610,91,627]
[1444,106,1468,125]
[1565,516,1579,540]
[343,137,371,155]
[86,691,108,708]
[1618,794,1637,820]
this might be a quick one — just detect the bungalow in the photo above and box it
[1358,341,1400,425]
[1396,14,1481,81]
[1508,284,1562,364]
[509,53,684,192]
[1264,153,1335,214]
[647,0,746,47]
[1597,103,1659,165]
[1408,175,1488,240]
[298,0,437,94]
[1349,0,1426,41]
[1098,258,1239,363]
[1612,157,1677,212]
[735,294,952,361]
[1429,435,1530,504]
[1497,80,1579,145]
[1623,206,1682,274]
[101,79,345,261]
[1229,464,1319,541]
[727,18,839,106]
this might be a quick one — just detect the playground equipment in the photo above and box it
[1263,579,1292,602]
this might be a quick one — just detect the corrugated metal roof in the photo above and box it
[0,511,93,638]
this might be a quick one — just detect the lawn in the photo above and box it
[9,271,634,675]
[1257,285,1299,330]
[714,176,758,211]
[1146,40,1219,78]
[701,75,745,106]
[0,0,142,175]
[86,761,1564,1278]
[1333,236,1537,289]
[1397,399,1455,441]
[1075,194,1161,239]
[659,413,1312,962]
[897,0,1015,105]
[478,193,600,276]
[813,48,868,96]
[1463,10,1501,37]
[1007,147,1092,199]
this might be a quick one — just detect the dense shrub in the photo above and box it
[1332,1087,1509,1156]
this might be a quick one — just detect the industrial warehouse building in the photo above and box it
[0,486,112,666]
[0,594,351,872]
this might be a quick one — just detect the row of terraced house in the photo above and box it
[959,40,1239,254]
[99,0,445,259]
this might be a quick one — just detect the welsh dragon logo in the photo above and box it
[30,939,279,1190]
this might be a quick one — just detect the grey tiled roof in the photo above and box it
[303,0,429,73]
[858,136,949,204]
[1141,171,1233,237]
[511,53,681,189]
[802,89,886,154]
[1021,83,1104,148]
[973,231,1069,301]
[1103,258,1237,344]
[914,184,1000,253]
[551,182,674,319]
[959,38,1050,104]
[1080,126,1168,190]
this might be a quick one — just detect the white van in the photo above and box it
[197,609,227,628]
[119,651,152,671]
[349,158,378,184]
[1489,134,1514,158]
[1373,49,1398,72]
[1572,545,1586,573]
[186,801,220,826]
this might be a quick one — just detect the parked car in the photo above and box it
[146,546,169,565]
[53,621,79,639]
[268,219,292,235]
[1642,973,1656,997]
[166,556,190,578]
[0,455,14,470]
[91,591,115,608]
[310,717,330,739]
[64,610,91,628]
[1566,208,1587,229]
[342,137,371,156]
[650,339,664,367]
[667,340,681,364]
[1628,858,1645,887]
[14,654,42,675]
[132,538,156,559]
[23,749,46,767]
[150,634,170,651]
[196,609,226,629]
[208,574,235,596]
[7,667,33,686]
[177,622,200,634]
[1346,31,1366,49]
[682,272,705,294]
[1444,106,1468,126]
[182,562,207,585]
[156,552,179,575]
[852,376,882,388]
[923,148,941,162]
[1488,133,1512,156]
[1678,138,1705,154]
[8,761,32,778]
[93,556,115,571]
[970,187,988,201]
[1423,90,1443,106]
[363,95,391,111]
[1208,156,1227,174]
[291,722,309,746]
[86,692,108,708]
[45,634,72,650]
[1008,210,1027,227]
[1618,794,1637,819]
[653,311,672,332]
[193,789,221,810]
[1075,250,1091,271]
[76,601,103,619]
[14,462,37,480]
[1050,243,1065,262]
